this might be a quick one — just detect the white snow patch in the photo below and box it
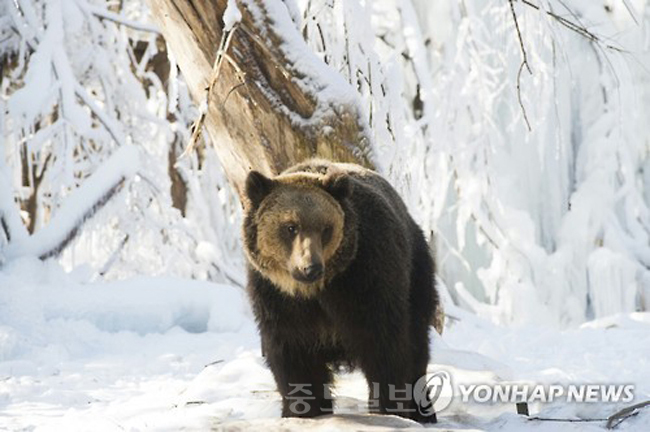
[223,0,242,31]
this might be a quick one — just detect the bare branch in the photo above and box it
[223,81,247,107]
[181,23,239,160]
[527,416,607,423]
[517,62,532,131]
[97,234,130,278]
[620,0,640,25]
[606,400,650,429]
[509,0,533,131]
[87,6,160,33]
[521,399,650,428]
[509,0,532,75]
[1,216,10,243]
[520,0,624,52]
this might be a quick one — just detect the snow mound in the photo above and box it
[0,257,251,362]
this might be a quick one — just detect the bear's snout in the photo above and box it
[289,233,325,283]
[292,262,324,283]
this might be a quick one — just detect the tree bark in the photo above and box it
[147,0,374,197]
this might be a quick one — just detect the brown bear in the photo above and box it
[242,159,438,423]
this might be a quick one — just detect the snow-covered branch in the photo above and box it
[5,145,140,260]
[2,0,244,281]
[84,4,159,34]
[0,172,29,260]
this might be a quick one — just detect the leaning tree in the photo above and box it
[148,0,376,196]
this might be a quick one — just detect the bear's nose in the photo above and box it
[302,263,324,281]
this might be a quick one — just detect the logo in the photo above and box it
[457,383,635,404]
[413,370,454,415]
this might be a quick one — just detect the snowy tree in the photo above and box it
[2,0,649,327]
[0,0,242,282]
[147,0,650,326]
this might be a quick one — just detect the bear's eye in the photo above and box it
[322,225,333,245]
[286,224,298,236]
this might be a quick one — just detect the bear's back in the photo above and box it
[282,159,415,234]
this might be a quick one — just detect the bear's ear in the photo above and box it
[323,172,352,201]
[245,170,275,207]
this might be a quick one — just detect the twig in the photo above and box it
[219,53,251,109]
[39,178,126,260]
[34,153,53,184]
[509,0,532,75]
[181,23,239,159]
[87,6,159,33]
[316,22,329,64]
[1,216,10,243]
[204,359,224,368]
[516,62,532,131]
[528,416,607,423]
[620,0,640,25]
[224,53,247,83]
[520,0,623,52]
[222,81,247,107]
[521,400,650,429]
[74,82,125,145]
[509,0,532,132]
[606,400,650,429]
[377,34,412,62]
[97,234,130,277]
[12,2,127,147]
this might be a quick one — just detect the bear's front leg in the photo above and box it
[358,343,415,420]
[263,336,334,418]
[334,293,416,419]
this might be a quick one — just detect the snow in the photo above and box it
[0,172,29,253]
[0,257,257,431]
[223,0,242,31]
[241,0,374,159]
[5,145,140,261]
[1,259,648,431]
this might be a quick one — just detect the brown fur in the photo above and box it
[244,172,355,298]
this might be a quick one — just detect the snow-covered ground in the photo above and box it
[2,0,650,430]
[1,257,648,431]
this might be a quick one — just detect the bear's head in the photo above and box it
[242,169,356,297]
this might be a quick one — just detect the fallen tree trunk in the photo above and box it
[148,0,375,197]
